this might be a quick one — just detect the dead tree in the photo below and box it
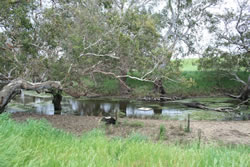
[228,74,250,101]
[0,79,62,114]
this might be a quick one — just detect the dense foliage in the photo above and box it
[198,0,249,73]
[0,0,249,96]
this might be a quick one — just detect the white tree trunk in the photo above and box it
[0,79,62,113]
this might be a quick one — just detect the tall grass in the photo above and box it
[0,113,249,167]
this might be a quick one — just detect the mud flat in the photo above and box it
[12,112,250,145]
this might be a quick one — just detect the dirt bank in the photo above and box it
[11,112,250,145]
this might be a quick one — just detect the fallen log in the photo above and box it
[0,79,62,114]
[182,102,239,113]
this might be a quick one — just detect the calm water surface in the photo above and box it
[7,91,191,119]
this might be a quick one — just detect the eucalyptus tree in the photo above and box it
[198,0,250,100]
[0,0,36,77]
[0,0,200,97]
[0,0,66,113]
[160,0,219,58]
[40,0,180,95]
[0,0,56,82]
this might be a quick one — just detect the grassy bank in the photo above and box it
[80,59,248,97]
[92,71,249,97]
[0,113,249,167]
[164,71,249,96]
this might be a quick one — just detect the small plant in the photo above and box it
[197,129,202,149]
[159,124,167,140]
[184,114,191,132]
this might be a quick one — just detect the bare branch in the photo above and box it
[80,52,120,60]
[118,75,156,83]
[230,72,247,86]
[93,70,131,91]
[142,61,160,79]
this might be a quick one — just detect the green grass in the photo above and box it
[64,58,249,97]
[181,58,198,71]
[164,71,249,96]
[73,58,249,97]
[0,113,249,167]
[159,124,167,140]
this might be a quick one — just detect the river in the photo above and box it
[6,90,248,120]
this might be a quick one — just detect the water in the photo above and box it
[6,91,247,120]
[6,91,191,119]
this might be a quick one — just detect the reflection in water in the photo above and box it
[100,103,112,113]
[69,99,79,111]
[7,93,191,118]
[20,90,25,104]
[35,102,54,115]
[35,98,41,103]
[126,106,154,117]
[162,109,183,116]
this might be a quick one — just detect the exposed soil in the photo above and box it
[11,112,250,145]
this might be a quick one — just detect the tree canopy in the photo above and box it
[0,0,249,97]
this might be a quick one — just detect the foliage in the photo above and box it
[160,0,219,58]
[198,0,250,74]
[97,78,119,95]
[0,0,182,95]
[0,0,39,77]
[0,0,249,97]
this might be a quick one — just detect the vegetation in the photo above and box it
[158,124,167,140]
[0,1,249,166]
[0,113,249,167]
[0,0,248,98]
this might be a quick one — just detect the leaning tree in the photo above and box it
[0,0,64,113]
[38,0,183,96]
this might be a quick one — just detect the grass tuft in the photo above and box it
[159,124,167,140]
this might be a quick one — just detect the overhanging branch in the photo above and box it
[0,79,62,113]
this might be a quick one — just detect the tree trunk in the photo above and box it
[154,78,166,101]
[154,78,166,95]
[239,75,250,101]
[0,79,62,114]
[229,75,250,101]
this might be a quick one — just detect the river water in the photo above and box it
[6,90,246,120]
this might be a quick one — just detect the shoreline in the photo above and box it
[11,112,250,145]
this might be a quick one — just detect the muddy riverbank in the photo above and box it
[12,112,250,145]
